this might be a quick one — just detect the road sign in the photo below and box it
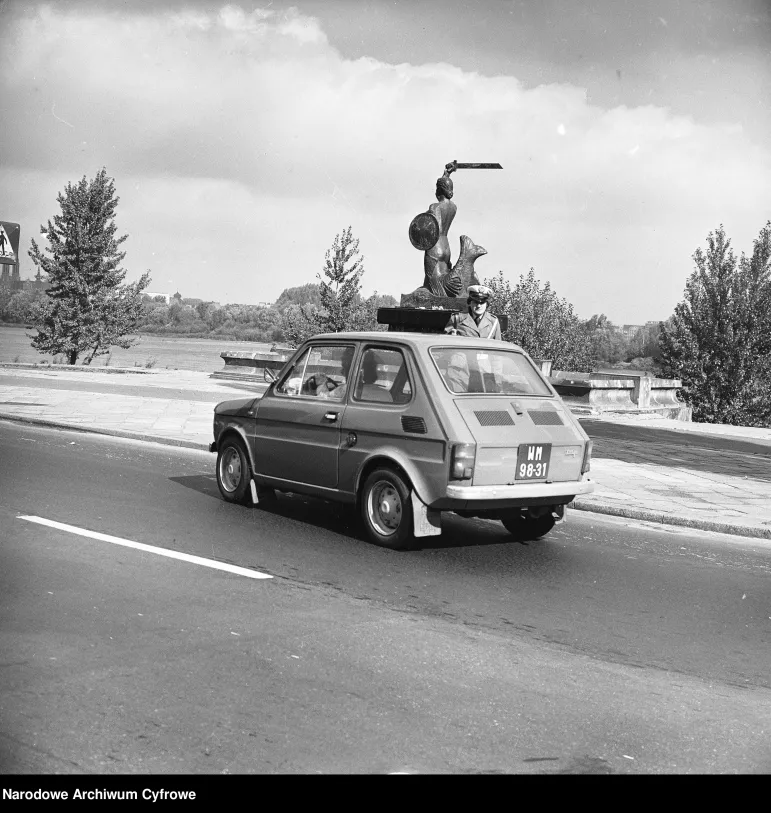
[0,221,20,265]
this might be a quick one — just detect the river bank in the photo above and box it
[0,325,274,373]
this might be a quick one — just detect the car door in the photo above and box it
[253,342,356,489]
[338,344,448,496]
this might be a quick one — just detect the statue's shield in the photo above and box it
[408,212,439,250]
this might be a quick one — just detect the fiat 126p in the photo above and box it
[210,331,594,550]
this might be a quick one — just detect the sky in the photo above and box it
[1,0,770,324]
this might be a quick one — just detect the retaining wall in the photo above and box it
[550,370,691,420]
[211,349,291,383]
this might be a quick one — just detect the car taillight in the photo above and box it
[450,443,476,480]
[581,440,593,474]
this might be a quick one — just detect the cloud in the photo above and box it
[1,2,769,322]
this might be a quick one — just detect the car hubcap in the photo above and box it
[368,481,402,536]
[220,448,242,492]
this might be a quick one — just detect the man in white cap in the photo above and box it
[444,285,501,340]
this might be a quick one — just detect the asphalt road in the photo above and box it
[1,422,770,774]
[581,418,771,480]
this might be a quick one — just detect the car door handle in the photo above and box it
[323,412,339,422]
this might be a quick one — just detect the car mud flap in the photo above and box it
[250,479,258,505]
[411,491,442,537]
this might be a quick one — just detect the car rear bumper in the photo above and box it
[445,478,594,503]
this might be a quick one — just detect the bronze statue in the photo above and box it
[422,162,457,296]
[407,160,501,301]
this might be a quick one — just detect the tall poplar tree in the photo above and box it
[28,169,150,365]
[659,223,771,426]
[280,226,383,345]
[317,225,366,333]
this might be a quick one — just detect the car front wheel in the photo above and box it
[216,436,252,505]
[360,468,414,550]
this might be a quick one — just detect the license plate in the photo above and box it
[515,443,552,480]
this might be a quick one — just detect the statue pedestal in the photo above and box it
[377,307,459,333]
[400,291,465,309]
[378,305,508,335]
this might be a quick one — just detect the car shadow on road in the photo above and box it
[169,474,223,500]
[168,474,524,551]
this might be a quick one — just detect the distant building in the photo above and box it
[620,324,643,339]
[144,291,173,303]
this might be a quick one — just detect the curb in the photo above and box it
[569,498,771,541]
[0,414,210,452]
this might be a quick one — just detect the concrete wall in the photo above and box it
[211,349,291,383]
[550,370,691,420]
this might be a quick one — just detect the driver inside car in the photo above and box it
[302,372,345,399]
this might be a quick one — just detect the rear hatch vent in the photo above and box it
[527,410,564,426]
[474,410,514,426]
[401,416,427,434]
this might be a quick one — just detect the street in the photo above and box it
[1,421,769,773]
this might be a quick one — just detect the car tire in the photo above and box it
[360,467,414,550]
[500,509,556,541]
[216,436,252,506]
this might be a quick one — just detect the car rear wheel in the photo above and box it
[360,468,414,550]
[216,436,252,506]
[500,509,556,541]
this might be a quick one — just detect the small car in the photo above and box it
[210,331,594,550]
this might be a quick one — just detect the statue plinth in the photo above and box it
[399,291,465,309]
[378,305,508,335]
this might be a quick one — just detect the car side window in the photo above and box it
[276,345,354,400]
[353,348,411,404]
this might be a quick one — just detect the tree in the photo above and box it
[582,313,627,366]
[274,283,322,312]
[280,303,321,347]
[317,226,366,333]
[280,227,386,345]
[485,268,594,372]
[659,223,771,426]
[627,322,662,362]
[1,289,48,325]
[28,169,151,365]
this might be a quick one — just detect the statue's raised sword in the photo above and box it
[408,161,503,251]
[446,161,503,170]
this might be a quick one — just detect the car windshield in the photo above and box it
[430,346,552,395]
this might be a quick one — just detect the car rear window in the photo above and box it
[430,347,552,395]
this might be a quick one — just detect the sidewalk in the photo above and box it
[1,364,769,542]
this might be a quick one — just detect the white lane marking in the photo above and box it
[17,515,273,580]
